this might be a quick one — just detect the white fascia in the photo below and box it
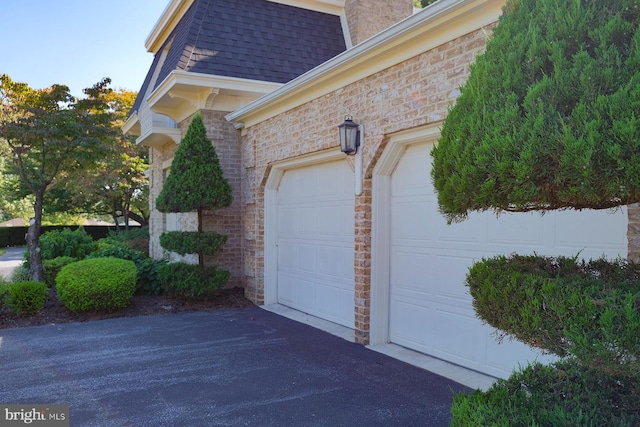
[266,0,344,15]
[226,0,503,128]
[145,0,195,53]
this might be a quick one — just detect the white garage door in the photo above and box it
[277,161,355,327]
[390,141,628,378]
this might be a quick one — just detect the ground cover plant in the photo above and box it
[431,0,640,423]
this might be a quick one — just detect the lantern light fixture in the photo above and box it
[338,116,360,155]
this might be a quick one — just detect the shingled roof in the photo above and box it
[130,0,346,116]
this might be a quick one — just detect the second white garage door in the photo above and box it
[389,141,628,378]
[276,161,355,328]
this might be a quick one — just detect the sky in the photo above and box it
[1,0,171,98]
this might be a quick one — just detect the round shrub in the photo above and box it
[159,231,226,256]
[43,256,76,288]
[89,243,166,295]
[56,257,136,313]
[4,281,48,315]
[466,254,640,377]
[40,227,95,260]
[158,262,229,301]
[451,359,640,427]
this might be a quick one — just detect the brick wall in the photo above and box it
[240,26,494,343]
[345,0,413,45]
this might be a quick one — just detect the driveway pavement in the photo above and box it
[0,307,470,426]
[0,246,25,279]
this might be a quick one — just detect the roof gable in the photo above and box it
[130,0,346,116]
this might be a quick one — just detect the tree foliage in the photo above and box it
[431,0,640,223]
[0,75,114,280]
[156,114,232,214]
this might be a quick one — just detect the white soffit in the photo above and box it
[147,70,283,123]
[226,0,503,128]
[266,0,344,15]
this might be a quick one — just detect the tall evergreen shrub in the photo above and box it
[155,114,233,295]
[430,0,640,423]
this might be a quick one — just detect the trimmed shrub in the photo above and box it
[159,231,226,256]
[466,254,640,377]
[56,257,136,313]
[43,256,76,288]
[158,262,229,301]
[89,244,166,295]
[10,264,31,283]
[40,227,95,261]
[451,359,640,427]
[4,281,48,315]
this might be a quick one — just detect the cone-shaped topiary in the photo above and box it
[432,0,640,224]
[155,114,233,279]
[156,114,232,214]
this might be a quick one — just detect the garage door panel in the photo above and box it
[318,245,354,280]
[431,309,485,366]
[277,161,355,328]
[297,244,317,273]
[487,212,544,247]
[555,209,627,250]
[278,207,298,236]
[388,140,627,377]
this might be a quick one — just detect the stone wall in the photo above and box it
[240,26,493,342]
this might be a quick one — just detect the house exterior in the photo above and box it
[125,0,639,380]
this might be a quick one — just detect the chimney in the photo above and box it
[344,0,413,46]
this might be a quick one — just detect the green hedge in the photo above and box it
[467,254,640,377]
[3,281,48,315]
[55,257,136,313]
[451,359,640,427]
[159,231,227,256]
[158,262,229,301]
[43,256,76,288]
[0,225,142,247]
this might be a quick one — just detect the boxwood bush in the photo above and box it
[43,256,76,288]
[451,359,640,427]
[3,281,48,315]
[467,254,640,377]
[158,262,229,301]
[159,231,226,256]
[89,244,166,295]
[55,257,136,313]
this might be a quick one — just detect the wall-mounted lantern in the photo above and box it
[338,116,364,195]
[338,116,360,155]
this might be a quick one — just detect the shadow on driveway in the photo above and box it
[0,307,470,426]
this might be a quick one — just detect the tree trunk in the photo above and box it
[27,192,45,282]
[127,211,148,227]
[197,207,204,270]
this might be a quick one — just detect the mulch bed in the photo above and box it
[0,287,255,330]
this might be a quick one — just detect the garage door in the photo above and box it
[389,141,628,378]
[276,161,355,327]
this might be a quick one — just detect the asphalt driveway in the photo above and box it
[0,307,470,426]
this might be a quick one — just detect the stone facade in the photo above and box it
[148,110,244,287]
[239,26,494,343]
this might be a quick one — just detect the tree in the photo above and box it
[413,0,437,8]
[432,0,640,223]
[431,0,640,422]
[155,114,233,270]
[0,75,114,281]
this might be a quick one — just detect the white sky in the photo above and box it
[1,0,170,97]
